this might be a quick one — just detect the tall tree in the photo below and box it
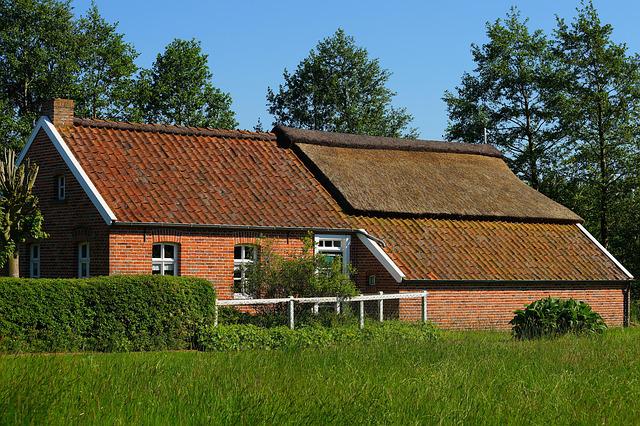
[267,29,417,138]
[554,1,640,247]
[73,2,138,119]
[131,39,237,129]
[0,0,78,150]
[0,150,47,277]
[443,9,562,190]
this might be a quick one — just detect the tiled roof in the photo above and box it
[59,119,350,228]
[352,216,629,281]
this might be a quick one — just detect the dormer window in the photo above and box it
[56,175,66,200]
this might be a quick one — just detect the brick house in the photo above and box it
[17,99,633,329]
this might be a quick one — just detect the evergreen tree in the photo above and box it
[131,39,237,129]
[267,29,416,138]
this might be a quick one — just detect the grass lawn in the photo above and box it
[1,328,639,425]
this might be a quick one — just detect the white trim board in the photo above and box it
[357,229,406,283]
[17,117,117,225]
[576,223,634,279]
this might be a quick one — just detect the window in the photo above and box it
[152,243,178,276]
[56,175,66,200]
[233,245,256,297]
[78,242,90,278]
[314,235,351,272]
[30,244,40,278]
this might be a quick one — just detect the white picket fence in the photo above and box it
[215,291,428,329]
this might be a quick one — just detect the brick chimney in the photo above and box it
[42,98,74,128]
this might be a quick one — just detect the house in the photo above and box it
[17,99,633,329]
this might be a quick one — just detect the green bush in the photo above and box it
[510,297,606,339]
[631,281,639,325]
[0,275,216,352]
[196,321,438,351]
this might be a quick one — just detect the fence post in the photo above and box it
[359,300,365,329]
[421,291,427,323]
[335,299,341,314]
[312,303,319,315]
[378,291,384,322]
[214,303,219,327]
[289,296,295,329]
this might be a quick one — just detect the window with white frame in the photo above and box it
[56,175,66,200]
[30,244,40,278]
[78,242,90,278]
[152,243,178,276]
[233,245,256,297]
[314,235,351,273]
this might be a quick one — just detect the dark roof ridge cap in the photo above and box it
[72,117,277,141]
[273,125,503,158]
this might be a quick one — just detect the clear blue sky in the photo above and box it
[71,0,640,138]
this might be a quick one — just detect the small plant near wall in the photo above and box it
[244,233,358,299]
[510,297,607,339]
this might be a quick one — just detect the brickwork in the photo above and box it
[42,99,74,128]
[19,129,109,278]
[398,282,628,329]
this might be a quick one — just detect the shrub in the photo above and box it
[0,275,216,352]
[510,297,606,339]
[196,321,438,351]
[631,281,639,325]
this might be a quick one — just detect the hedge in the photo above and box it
[196,321,439,351]
[0,275,216,353]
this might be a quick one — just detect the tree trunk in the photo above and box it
[8,252,19,278]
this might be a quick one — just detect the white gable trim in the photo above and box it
[17,117,117,225]
[577,223,633,279]
[356,229,406,283]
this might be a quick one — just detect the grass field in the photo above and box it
[1,328,639,425]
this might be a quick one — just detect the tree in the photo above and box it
[0,0,78,150]
[554,1,640,247]
[267,29,417,138]
[0,150,47,277]
[131,39,237,129]
[73,2,138,119]
[443,9,562,190]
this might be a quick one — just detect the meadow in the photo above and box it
[1,328,639,425]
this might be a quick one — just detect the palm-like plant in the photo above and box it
[0,149,47,276]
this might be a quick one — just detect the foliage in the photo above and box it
[631,281,639,325]
[196,321,438,351]
[243,234,358,299]
[267,28,417,138]
[0,0,79,150]
[0,149,47,273]
[510,297,607,339]
[218,304,359,328]
[443,8,563,190]
[0,275,216,352]
[130,38,237,129]
[73,1,139,119]
[553,1,640,248]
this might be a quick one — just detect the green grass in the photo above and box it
[2,328,640,425]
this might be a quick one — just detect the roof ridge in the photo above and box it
[73,117,277,141]
[273,125,503,157]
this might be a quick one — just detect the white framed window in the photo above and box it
[57,175,66,200]
[152,243,178,276]
[233,245,257,298]
[30,244,40,278]
[314,234,351,273]
[78,242,90,278]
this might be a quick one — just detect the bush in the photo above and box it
[510,297,606,339]
[196,321,438,351]
[631,281,639,325]
[0,275,216,352]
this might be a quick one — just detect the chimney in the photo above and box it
[42,98,74,128]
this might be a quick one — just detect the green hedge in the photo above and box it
[196,322,438,351]
[0,275,216,353]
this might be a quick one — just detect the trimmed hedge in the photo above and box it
[0,275,216,352]
[196,321,439,351]
[510,297,606,340]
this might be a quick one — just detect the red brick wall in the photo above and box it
[398,282,628,329]
[19,129,109,278]
[109,227,307,299]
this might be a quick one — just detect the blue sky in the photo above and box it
[71,1,640,138]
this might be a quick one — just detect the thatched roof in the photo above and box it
[275,126,581,222]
